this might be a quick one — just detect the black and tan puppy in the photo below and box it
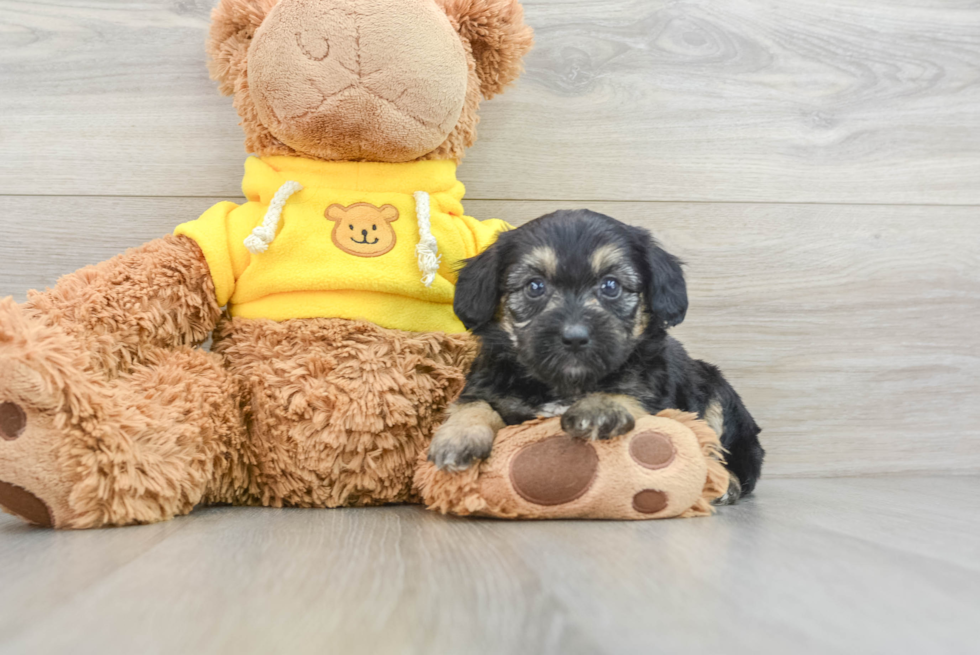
[428,209,764,502]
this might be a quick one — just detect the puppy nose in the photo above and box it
[361,229,368,237]
[561,324,591,350]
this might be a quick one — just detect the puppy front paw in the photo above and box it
[561,395,636,441]
[428,423,495,472]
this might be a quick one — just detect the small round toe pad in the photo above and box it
[633,489,669,514]
[629,430,675,470]
[510,435,599,506]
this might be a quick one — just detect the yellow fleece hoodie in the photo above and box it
[175,156,509,333]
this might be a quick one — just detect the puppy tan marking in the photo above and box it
[590,243,626,275]
[536,401,571,418]
[428,401,506,471]
[527,246,558,277]
[561,394,646,441]
[704,399,725,438]
[632,304,650,337]
[498,294,520,347]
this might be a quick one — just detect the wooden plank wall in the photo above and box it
[1,0,978,477]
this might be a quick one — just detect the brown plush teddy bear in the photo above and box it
[0,0,533,528]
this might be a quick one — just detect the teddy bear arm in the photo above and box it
[22,235,222,376]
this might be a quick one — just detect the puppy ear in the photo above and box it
[454,238,507,330]
[207,0,279,96]
[438,0,534,99]
[632,228,688,328]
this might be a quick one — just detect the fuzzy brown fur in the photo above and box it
[24,236,220,377]
[0,297,250,528]
[212,316,477,508]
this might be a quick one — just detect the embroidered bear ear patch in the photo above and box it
[325,203,399,257]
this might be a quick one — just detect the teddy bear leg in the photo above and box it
[22,234,221,376]
[0,300,251,528]
[212,316,476,509]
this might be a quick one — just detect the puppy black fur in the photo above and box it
[447,209,764,500]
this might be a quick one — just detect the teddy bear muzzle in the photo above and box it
[247,0,470,162]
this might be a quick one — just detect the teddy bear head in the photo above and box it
[207,0,533,163]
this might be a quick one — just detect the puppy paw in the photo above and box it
[711,474,742,506]
[428,423,495,472]
[561,395,636,441]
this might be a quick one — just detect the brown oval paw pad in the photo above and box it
[633,489,669,514]
[0,402,27,440]
[629,430,675,469]
[0,480,52,527]
[510,435,598,506]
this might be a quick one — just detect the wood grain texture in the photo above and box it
[2,0,980,202]
[2,196,978,478]
[0,476,977,654]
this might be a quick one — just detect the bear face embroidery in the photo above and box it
[325,203,399,257]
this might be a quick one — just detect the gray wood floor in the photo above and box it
[0,476,977,655]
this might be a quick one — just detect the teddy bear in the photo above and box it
[0,0,534,528]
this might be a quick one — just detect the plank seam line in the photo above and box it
[2,194,980,208]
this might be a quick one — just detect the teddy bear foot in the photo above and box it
[0,400,52,526]
[416,410,730,520]
[0,298,89,527]
[0,402,68,527]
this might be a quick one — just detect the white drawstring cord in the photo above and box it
[244,180,304,254]
[414,191,441,287]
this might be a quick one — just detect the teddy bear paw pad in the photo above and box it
[0,480,52,527]
[509,435,598,506]
[629,430,675,469]
[632,489,669,514]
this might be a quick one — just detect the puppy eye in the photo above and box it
[349,224,353,230]
[599,277,621,299]
[372,225,377,230]
[525,278,547,299]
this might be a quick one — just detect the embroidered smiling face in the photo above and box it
[326,203,399,257]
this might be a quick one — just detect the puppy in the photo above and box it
[428,209,764,502]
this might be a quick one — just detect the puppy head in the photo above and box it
[455,210,687,395]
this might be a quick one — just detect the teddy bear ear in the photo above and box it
[437,0,534,99]
[325,204,348,222]
[206,0,280,96]
[380,205,400,222]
